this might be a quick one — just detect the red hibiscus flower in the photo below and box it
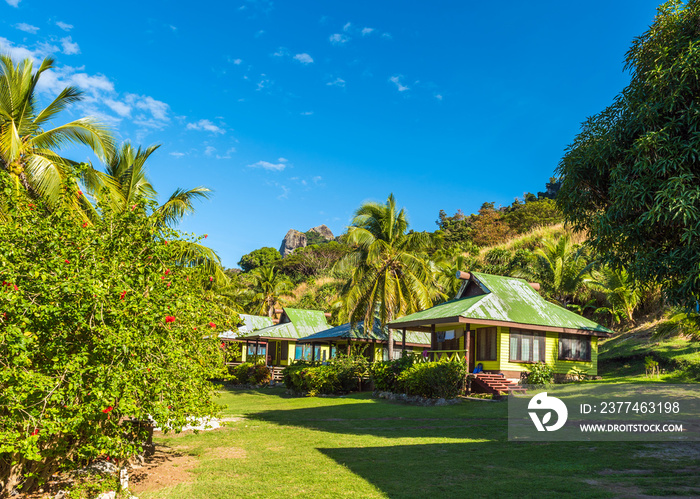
[120,290,127,300]
[64,259,69,264]
[13,284,18,292]
[209,276,213,282]
[31,428,39,436]
[209,322,216,328]
[82,221,88,228]
[204,234,208,239]
[165,269,170,275]
[165,316,176,323]
[102,406,113,413]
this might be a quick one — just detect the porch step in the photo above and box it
[270,366,284,382]
[472,373,526,396]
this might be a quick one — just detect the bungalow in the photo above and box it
[297,318,431,362]
[219,313,274,363]
[237,308,330,366]
[388,271,612,385]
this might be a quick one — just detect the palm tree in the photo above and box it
[337,194,440,359]
[98,141,226,281]
[102,142,212,224]
[0,56,115,217]
[520,234,589,306]
[249,265,292,317]
[585,265,642,325]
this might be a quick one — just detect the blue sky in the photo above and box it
[2,0,662,267]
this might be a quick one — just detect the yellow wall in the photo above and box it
[463,325,598,375]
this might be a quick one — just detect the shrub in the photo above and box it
[282,356,368,395]
[227,362,271,385]
[0,185,235,495]
[371,354,419,392]
[397,360,467,399]
[526,362,554,385]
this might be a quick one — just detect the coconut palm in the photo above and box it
[520,234,589,306]
[98,141,227,280]
[585,265,642,325]
[337,194,440,359]
[102,142,212,225]
[0,56,115,218]
[248,265,293,317]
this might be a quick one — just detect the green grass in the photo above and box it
[142,388,700,498]
[599,319,700,382]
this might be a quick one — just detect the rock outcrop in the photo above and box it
[279,229,307,257]
[308,224,334,241]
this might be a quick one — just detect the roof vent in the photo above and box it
[455,271,471,280]
[529,282,541,291]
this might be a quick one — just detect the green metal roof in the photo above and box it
[389,271,613,335]
[242,308,330,340]
[220,314,274,340]
[298,318,431,345]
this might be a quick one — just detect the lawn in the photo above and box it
[138,388,700,498]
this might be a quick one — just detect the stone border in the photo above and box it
[373,391,462,406]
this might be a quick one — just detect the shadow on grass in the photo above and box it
[247,399,509,440]
[318,442,700,499]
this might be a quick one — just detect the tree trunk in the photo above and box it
[387,328,393,361]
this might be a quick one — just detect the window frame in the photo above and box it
[476,327,498,361]
[509,329,545,363]
[558,334,592,362]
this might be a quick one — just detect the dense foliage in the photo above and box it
[526,363,554,385]
[237,247,282,273]
[557,0,700,307]
[282,357,369,395]
[370,354,421,392]
[0,189,234,495]
[227,362,271,385]
[396,360,467,399]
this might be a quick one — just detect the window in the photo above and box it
[330,344,337,358]
[558,334,591,361]
[294,344,311,360]
[281,342,288,360]
[477,327,497,361]
[509,329,545,363]
[247,344,266,357]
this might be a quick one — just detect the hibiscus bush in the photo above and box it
[0,181,236,495]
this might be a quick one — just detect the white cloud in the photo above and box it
[329,33,349,45]
[60,36,80,55]
[169,25,177,31]
[300,111,313,116]
[272,47,289,57]
[326,77,345,87]
[435,93,443,101]
[205,146,216,156]
[15,23,39,34]
[294,53,313,64]
[278,157,288,163]
[56,21,73,31]
[104,99,131,117]
[68,72,114,93]
[216,147,237,159]
[186,119,225,134]
[381,32,393,40]
[343,22,352,32]
[313,176,322,183]
[5,0,20,7]
[126,94,169,121]
[248,160,287,172]
[0,36,39,61]
[389,75,409,92]
[231,58,242,65]
[361,27,374,36]
[170,152,185,158]
[256,75,272,91]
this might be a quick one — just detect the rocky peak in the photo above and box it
[279,229,307,258]
[308,224,334,241]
